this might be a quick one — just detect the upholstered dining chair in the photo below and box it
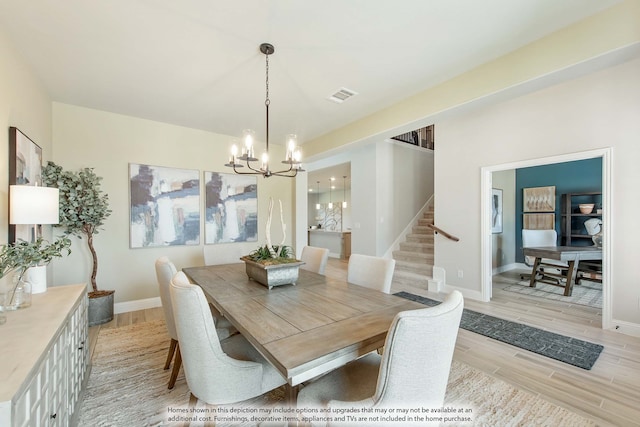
[155,257,235,389]
[347,253,396,294]
[170,271,286,407]
[300,245,330,275]
[296,291,464,426]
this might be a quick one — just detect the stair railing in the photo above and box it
[426,223,460,242]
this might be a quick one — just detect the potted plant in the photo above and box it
[240,198,304,289]
[42,161,114,326]
[0,237,71,310]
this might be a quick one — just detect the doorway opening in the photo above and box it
[481,147,612,329]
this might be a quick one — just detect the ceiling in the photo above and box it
[0,1,620,152]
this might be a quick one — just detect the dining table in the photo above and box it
[522,245,602,296]
[182,263,425,391]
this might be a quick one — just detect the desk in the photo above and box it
[183,264,423,387]
[523,246,602,296]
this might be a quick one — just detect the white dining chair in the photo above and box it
[300,246,330,275]
[297,291,464,425]
[170,271,286,406]
[347,253,396,294]
[155,256,235,389]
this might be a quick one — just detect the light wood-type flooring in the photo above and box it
[89,259,640,426]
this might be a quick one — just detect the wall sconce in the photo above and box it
[9,185,60,294]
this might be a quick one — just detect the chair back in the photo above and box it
[170,271,264,404]
[522,229,557,266]
[300,246,330,275]
[373,290,463,409]
[347,254,395,294]
[155,256,178,340]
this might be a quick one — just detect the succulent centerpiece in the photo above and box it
[241,198,304,289]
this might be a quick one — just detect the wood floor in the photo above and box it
[91,259,640,426]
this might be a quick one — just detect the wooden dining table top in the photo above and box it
[182,263,424,386]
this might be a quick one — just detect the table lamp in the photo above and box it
[9,185,60,294]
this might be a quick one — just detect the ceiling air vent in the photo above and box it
[327,87,358,104]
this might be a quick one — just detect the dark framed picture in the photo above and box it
[8,127,43,242]
[491,188,503,234]
[129,163,200,248]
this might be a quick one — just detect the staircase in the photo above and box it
[392,205,435,288]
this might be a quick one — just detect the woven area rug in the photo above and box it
[77,319,595,426]
[395,292,603,370]
[502,279,602,308]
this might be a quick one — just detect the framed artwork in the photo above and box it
[523,186,556,212]
[8,127,43,242]
[204,172,257,244]
[491,188,503,234]
[129,163,200,248]
[523,213,555,230]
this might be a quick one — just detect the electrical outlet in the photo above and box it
[457,270,464,279]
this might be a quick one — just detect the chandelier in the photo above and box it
[225,43,304,178]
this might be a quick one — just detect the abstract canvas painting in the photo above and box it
[204,172,257,244]
[9,127,43,242]
[129,163,200,248]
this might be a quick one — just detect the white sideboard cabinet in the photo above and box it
[0,284,89,426]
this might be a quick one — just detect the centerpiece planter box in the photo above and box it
[240,256,305,289]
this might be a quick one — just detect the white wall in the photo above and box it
[436,57,640,326]
[51,103,293,304]
[492,170,516,272]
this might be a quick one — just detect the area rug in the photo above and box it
[395,291,603,370]
[77,319,595,426]
[502,279,602,309]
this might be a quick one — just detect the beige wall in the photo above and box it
[436,57,640,327]
[51,103,292,305]
[0,29,52,244]
[491,170,516,272]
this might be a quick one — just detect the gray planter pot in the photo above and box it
[88,292,115,326]
[241,256,305,289]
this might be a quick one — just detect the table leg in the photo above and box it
[564,260,576,296]
[529,257,542,288]
[286,384,299,427]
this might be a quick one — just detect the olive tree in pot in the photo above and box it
[42,161,114,326]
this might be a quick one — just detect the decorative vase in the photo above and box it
[25,265,47,294]
[0,272,32,310]
[240,256,305,289]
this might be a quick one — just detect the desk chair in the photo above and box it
[300,246,330,275]
[347,254,395,294]
[297,291,464,426]
[520,229,569,285]
[170,272,286,407]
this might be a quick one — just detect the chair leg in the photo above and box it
[168,344,182,389]
[164,338,178,370]
[184,393,198,427]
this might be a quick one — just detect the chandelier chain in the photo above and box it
[265,51,270,107]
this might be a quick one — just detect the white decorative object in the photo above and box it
[24,265,47,294]
[584,218,602,236]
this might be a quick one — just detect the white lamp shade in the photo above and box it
[9,185,60,225]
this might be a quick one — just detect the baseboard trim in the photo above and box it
[492,263,519,275]
[609,319,640,338]
[114,297,161,314]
